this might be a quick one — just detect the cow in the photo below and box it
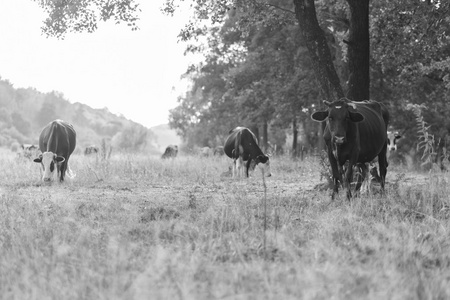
[33,119,76,182]
[311,99,389,199]
[19,144,40,159]
[359,130,402,195]
[224,127,271,178]
[161,145,178,159]
[387,131,402,152]
[199,146,213,157]
[84,145,99,155]
[213,146,224,156]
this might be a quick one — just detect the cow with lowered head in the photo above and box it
[311,99,389,199]
[34,119,76,182]
[161,145,178,159]
[224,127,271,178]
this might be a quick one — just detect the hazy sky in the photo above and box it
[0,0,196,128]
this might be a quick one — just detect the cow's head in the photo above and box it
[255,154,271,177]
[34,152,65,181]
[311,99,364,145]
[387,131,402,151]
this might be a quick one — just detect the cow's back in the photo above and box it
[39,120,76,157]
[224,127,260,160]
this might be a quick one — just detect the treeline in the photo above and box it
[0,78,159,154]
[167,0,450,162]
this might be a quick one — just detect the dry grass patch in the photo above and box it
[0,150,450,299]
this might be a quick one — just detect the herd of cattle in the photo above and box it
[21,99,401,200]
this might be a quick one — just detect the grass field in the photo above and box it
[1,149,449,299]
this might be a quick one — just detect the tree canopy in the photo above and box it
[32,0,450,162]
[32,0,140,38]
[164,0,449,161]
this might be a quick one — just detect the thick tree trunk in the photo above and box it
[292,118,298,158]
[346,0,370,101]
[262,121,268,150]
[293,0,344,101]
[250,125,260,143]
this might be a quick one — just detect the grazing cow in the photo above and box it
[199,146,213,157]
[34,120,76,182]
[161,145,178,159]
[20,144,40,159]
[311,99,389,199]
[84,145,99,155]
[387,131,402,152]
[213,146,224,156]
[224,127,271,177]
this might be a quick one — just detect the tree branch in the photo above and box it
[265,3,295,15]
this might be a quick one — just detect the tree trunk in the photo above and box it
[293,0,344,101]
[262,121,268,150]
[250,125,260,143]
[346,0,370,101]
[292,118,298,158]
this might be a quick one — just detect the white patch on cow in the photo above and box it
[233,157,244,178]
[335,106,342,109]
[348,103,357,109]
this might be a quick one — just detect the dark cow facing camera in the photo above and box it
[84,145,99,155]
[34,119,76,182]
[161,145,178,159]
[224,127,271,178]
[311,99,389,200]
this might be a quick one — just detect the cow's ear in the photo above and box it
[33,156,42,163]
[349,111,364,123]
[55,156,65,163]
[311,111,329,122]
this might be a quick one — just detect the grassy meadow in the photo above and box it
[1,148,450,299]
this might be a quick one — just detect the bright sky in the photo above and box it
[0,0,196,128]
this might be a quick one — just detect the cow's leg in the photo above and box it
[245,159,252,177]
[236,156,244,177]
[232,159,237,178]
[354,162,367,194]
[378,143,388,193]
[343,162,354,200]
[327,149,342,200]
[59,162,66,182]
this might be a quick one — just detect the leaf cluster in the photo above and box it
[33,0,140,38]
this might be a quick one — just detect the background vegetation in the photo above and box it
[163,0,450,167]
[0,78,177,155]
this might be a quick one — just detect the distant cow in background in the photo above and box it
[19,144,40,159]
[162,145,178,159]
[199,146,213,157]
[34,119,76,182]
[214,146,224,156]
[224,127,271,177]
[84,145,99,155]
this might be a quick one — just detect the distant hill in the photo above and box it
[0,77,181,154]
[150,124,182,152]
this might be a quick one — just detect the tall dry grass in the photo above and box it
[0,148,449,299]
